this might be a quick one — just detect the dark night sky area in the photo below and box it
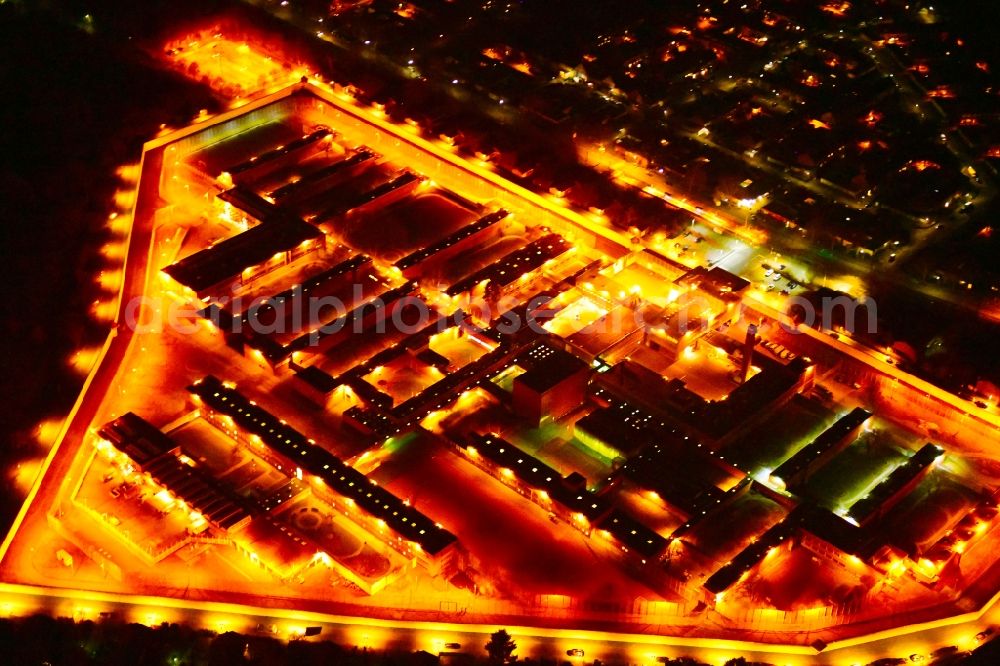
[0,3,219,532]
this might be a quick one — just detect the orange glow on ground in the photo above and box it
[90,299,117,323]
[112,188,136,210]
[106,211,131,235]
[100,241,127,261]
[8,458,44,497]
[95,268,123,292]
[163,29,313,98]
[68,346,102,374]
[115,163,141,184]
[34,418,65,450]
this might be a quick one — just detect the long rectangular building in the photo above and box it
[188,376,458,566]
[599,509,670,563]
[770,408,871,491]
[239,254,372,332]
[847,444,942,526]
[395,209,509,272]
[98,413,251,532]
[468,433,610,527]
[466,434,667,562]
[703,519,793,600]
[218,185,280,223]
[585,387,741,518]
[314,172,421,222]
[226,128,332,176]
[447,233,570,296]
[702,357,812,443]
[284,281,418,357]
[163,217,323,298]
[270,149,375,202]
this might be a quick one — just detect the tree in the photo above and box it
[485,629,517,664]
